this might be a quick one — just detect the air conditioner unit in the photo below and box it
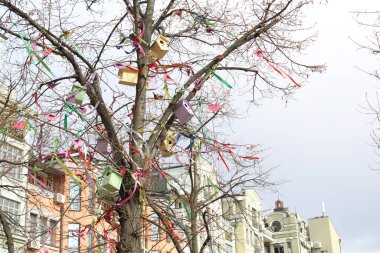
[53,193,65,204]
[313,242,322,248]
[28,240,41,250]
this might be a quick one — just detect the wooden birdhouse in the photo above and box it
[71,82,86,106]
[150,35,169,60]
[102,166,123,192]
[118,67,139,86]
[96,137,111,155]
[173,99,194,124]
[159,134,176,157]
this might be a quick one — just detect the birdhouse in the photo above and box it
[96,137,111,155]
[159,134,176,157]
[71,82,86,106]
[150,35,169,60]
[118,67,139,86]
[102,166,123,193]
[173,99,194,124]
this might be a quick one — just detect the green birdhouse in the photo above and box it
[71,82,86,106]
[101,166,123,192]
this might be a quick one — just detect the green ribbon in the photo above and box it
[14,22,53,75]
[166,180,191,220]
[63,101,85,137]
[208,176,220,193]
[210,70,232,89]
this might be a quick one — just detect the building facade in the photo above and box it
[308,216,341,253]
[0,85,29,252]
[26,158,117,253]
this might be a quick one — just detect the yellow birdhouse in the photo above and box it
[159,134,176,157]
[150,35,169,60]
[118,67,139,86]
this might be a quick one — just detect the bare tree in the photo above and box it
[353,9,380,168]
[0,0,323,252]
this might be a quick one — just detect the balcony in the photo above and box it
[261,228,273,243]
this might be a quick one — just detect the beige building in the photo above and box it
[264,200,311,253]
[308,216,341,253]
[223,189,271,253]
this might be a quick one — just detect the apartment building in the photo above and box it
[148,156,234,253]
[26,157,117,253]
[264,200,311,253]
[263,200,342,253]
[308,216,341,253]
[223,189,272,253]
[0,85,30,252]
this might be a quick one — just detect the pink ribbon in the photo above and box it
[32,92,44,112]
[12,120,26,130]
[41,228,51,253]
[31,40,52,57]
[208,104,224,112]
[46,114,60,121]
[116,171,143,206]
[255,50,301,88]
[129,21,146,56]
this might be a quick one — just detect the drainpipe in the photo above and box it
[59,202,64,253]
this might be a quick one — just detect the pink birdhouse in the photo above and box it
[96,138,111,155]
[174,99,194,124]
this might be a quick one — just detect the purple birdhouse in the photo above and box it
[174,99,194,124]
[96,138,111,155]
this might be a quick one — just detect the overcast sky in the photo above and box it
[230,1,380,253]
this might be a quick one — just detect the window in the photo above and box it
[29,214,57,246]
[0,196,20,233]
[287,242,292,253]
[271,221,283,232]
[49,220,57,246]
[274,245,284,253]
[87,231,93,253]
[151,212,160,241]
[29,213,38,237]
[68,223,80,253]
[252,207,258,227]
[98,236,110,253]
[175,199,182,209]
[69,179,81,210]
[40,217,48,243]
[88,184,95,213]
[225,244,233,253]
[0,142,23,179]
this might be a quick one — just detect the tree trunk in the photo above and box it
[0,210,14,253]
[190,157,200,253]
[117,1,155,252]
